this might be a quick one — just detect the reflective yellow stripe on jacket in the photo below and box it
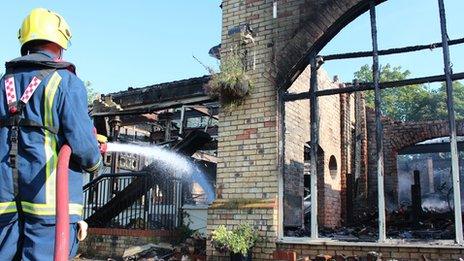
[21,71,83,217]
[0,72,83,217]
[0,202,17,214]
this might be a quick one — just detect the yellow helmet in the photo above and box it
[18,8,72,50]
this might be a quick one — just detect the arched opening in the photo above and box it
[280,0,464,243]
[329,155,338,179]
[391,136,464,240]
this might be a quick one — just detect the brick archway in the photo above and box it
[275,0,387,89]
[370,114,464,205]
[386,121,464,152]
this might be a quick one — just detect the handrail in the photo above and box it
[83,171,149,190]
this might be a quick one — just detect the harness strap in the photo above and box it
[2,69,56,214]
[4,77,17,108]
[0,118,58,134]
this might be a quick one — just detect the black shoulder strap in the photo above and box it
[6,60,75,75]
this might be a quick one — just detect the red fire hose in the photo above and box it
[54,144,71,261]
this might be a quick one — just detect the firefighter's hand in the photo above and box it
[96,134,108,154]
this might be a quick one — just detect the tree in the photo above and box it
[354,64,464,121]
[431,81,464,120]
[85,80,98,105]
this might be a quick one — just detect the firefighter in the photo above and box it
[0,8,103,260]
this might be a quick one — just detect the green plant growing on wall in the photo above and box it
[211,223,259,256]
[196,47,253,109]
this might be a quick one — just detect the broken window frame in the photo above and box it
[280,0,464,244]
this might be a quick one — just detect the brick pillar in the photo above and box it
[353,92,369,216]
[207,1,280,260]
[339,90,353,225]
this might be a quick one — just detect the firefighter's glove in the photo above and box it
[96,134,108,155]
[77,220,88,241]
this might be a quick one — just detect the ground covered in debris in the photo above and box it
[76,233,206,261]
[287,207,458,241]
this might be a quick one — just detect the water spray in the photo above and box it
[106,142,215,203]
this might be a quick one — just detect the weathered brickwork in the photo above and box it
[78,229,172,258]
[207,199,278,260]
[283,66,310,228]
[210,0,281,258]
[277,243,464,261]
[211,0,463,260]
[316,70,342,228]
[274,0,368,88]
[283,66,343,229]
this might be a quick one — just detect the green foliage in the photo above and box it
[85,80,98,105]
[211,223,259,255]
[354,64,464,121]
[204,49,253,109]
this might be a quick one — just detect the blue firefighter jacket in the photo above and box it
[0,51,102,224]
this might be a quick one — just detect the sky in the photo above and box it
[0,1,223,94]
[321,0,464,83]
[0,0,462,94]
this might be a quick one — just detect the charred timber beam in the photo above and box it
[150,126,218,141]
[92,75,214,117]
[91,96,214,117]
[411,170,422,226]
[161,108,219,123]
[322,37,464,61]
[438,0,463,244]
[119,114,158,126]
[309,56,320,240]
[110,75,210,107]
[283,72,464,101]
[370,1,387,242]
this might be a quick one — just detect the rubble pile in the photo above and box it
[171,235,206,261]
[122,243,174,261]
[277,251,393,261]
[386,208,455,239]
[287,207,459,241]
[311,251,383,261]
[121,234,206,261]
[320,211,379,241]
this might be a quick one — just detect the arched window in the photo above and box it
[329,155,337,179]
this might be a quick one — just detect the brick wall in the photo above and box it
[283,65,345,229]
[78,228,173,258]
[208,0,281,259]
[316,69,342,228]
[208,199,278,260]
[353,92,369,210]
[277,242,464,261]
[283,65,310,228]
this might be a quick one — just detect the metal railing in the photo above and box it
[83,172,183,230]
